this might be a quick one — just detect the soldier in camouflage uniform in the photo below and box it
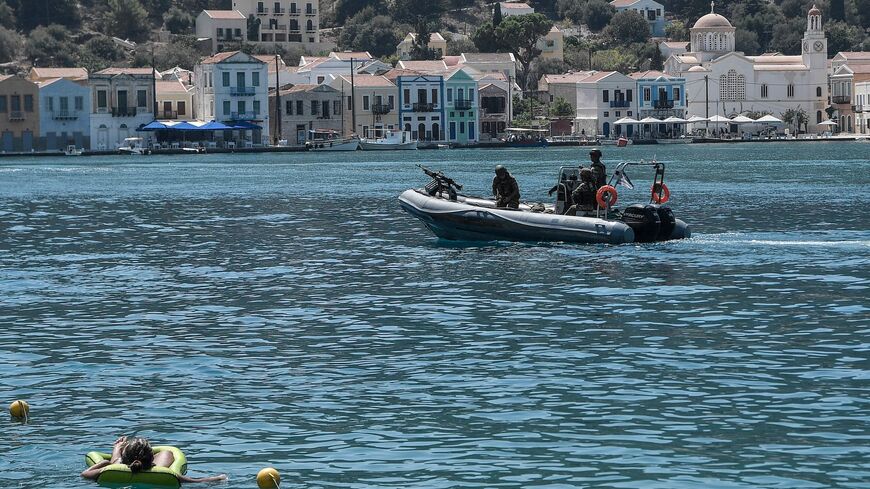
[492,165,520,209]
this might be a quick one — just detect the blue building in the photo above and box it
[395,74,445,141]
[610,0,666,38]
[38,78,91,150]
[631,70,686,137]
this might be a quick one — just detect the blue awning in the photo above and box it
[141,120,169,131]
[199,121,232,131]
[231,121,262,130]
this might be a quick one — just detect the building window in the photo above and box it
[363,95,369,110]
[602,90,609,103]
[222,72,230,87]
[615,111,620,117]
[253,100,260,115]
[333,100,341,114]
[46,96,54,111]
[310,100,318,115]
[0,95,6,112]
[296,100,303,114]
[604,111,609,117]
[75,96,83,111]
[817,110,822,123]
[719,69,745,101]
[787,84,795,98]
[643,87,651,102]
[238,101,246,114]
[816,86,822,97]
[460,121,465,134]
[24,94,33,112]
[137,90,147,108]
[761,84,768,98]
[253,72,260,87]
[626,89,632,102]
[346,96,352,111]
[447,88,453,102]
[286,100,293,115]
[217,28,224,38]
[10,95,19,111]
[388,95,394,108]
[673,87,680,102]
[431,88,438,104]
[223,100,231,115]
[177,101,186,116]
[403,88,410,104]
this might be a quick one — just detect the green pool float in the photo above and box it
[85,446,188,488]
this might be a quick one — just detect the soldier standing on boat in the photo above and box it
[492,165,520,209]
[588,149,607,189]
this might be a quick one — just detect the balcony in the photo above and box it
[454,99,473,110]
[654,99,674,109]
[305,25,316,32]
[413,103,436,112]
[305,8,317,15]
[112,107,138,117]
[274,7,286,14]
[288,9,299,15]
[289,33,302,42]
[372,103,391,115]
[609,100,630,108]
[316,115,332,120]
[832,95,851,104]
[157,111,178,119]
[256,7,269,15]
[52,110,79,120]
[231,111,258,120]
[230,87,256,96]
[8,111,24,121]
[264,23,287,31]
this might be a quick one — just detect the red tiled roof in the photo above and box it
[543,72,594,83]
[398,60,448,72]
[578,71,617,83]
[200,51,240,64]
[30,67,87,80]
[338,74,395,87]
[628,70,667,79]
[95,67,157,76]
[610,0,639,7]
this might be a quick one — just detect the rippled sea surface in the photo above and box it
[1,143,868,489]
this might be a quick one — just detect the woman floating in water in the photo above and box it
[81,436,227,484]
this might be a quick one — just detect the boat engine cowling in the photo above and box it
[622,204,661,242]
[655,205,676,241]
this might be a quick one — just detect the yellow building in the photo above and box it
[0,75,40,152]
[539,26,564,61]
[397,32,447,61]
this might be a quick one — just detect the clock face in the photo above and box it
[814,40,824,52]
[803,41,809,53]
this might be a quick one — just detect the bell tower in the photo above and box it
[802,4,827,70]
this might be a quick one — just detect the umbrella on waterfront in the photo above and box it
[662,116,687,123]
[819,120,838,126]
[639,117,663,124]
[141,120,169,131]
[614,117,639,125]
[731,115,756,124]
[707,115,731,123]
[755,114,782,124]
[686,115,707,123]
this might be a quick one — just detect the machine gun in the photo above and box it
[418,165,463,200]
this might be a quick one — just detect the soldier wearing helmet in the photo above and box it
[588,148,607,189]
[492,165,520,209]
[567,167,596,215]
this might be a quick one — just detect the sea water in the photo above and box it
[0,142,868,488]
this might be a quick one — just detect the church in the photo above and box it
[665,4,829,133]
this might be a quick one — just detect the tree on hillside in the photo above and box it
[0,2,16,29]
[551,97,573,117]
[334,0,383,25]
[858,0,870,29]
[592,47,635,72]
[826,20,865,54]
[106,0,151,42]
[164,7,194,34]
[0,26,23,63]
[410,18,439,60]
[338,7,400,58]
[247,15,260,41]
[735,28,760,55]
[25,24,79,67]
[77,35,126,72]
[495,13,553,90]
[829,0,845,21]
[769,18,805,54]
[393,0,444,25]
[583,0,615,31]
[603,10,649,45]
[665,20,688,41]
[7,0,80,31]
[556,0,583,23]
[141,0,172,22]
[447,36,478,55]
[493,2,503,26]
[471,21,503,52]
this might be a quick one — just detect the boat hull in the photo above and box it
[360,140,418,150]
[309,140,359,151]
[399,189,645,244]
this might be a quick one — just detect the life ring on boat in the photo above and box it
[651,183,670,204]
[85,446,187,488]
[596,185,618,208]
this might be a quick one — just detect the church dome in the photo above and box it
[688,66,707,72]
[693,13,732,29]
[808,4,821,15]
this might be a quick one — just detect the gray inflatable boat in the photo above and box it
[399,163,691,245]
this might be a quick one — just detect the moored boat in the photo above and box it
[399,163,690,244]
[306,129,360,151]
[360,130,417,150]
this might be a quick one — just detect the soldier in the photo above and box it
[492,165,520,209]
[567,168,596,215]
[588,148,607,189]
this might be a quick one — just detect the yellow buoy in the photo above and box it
[256,467,280,489]
[9,400,29,419]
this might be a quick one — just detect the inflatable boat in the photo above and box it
[85,446,187,488]
[399,163,690,244]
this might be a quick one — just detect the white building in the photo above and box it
[829,52,870,134]
[194,51,270,145]
[195,10,246,54]
[295,51,376,84]
[665,5,829,133]
[498,2,534,16]
[573,71,638,137]
[397,32,447,61]
[855,81,869,134]
[231,0,324,50]
[88,67,156,150]
[609,0,666,37]
[459,53,517,81]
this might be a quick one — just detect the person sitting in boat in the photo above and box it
[566,168,597,216]
[588,149,607,189]
[492,165,520,209]
[81,436,227,484]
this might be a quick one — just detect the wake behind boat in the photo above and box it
[399,163,690,244]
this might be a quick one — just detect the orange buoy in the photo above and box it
[257,467,280,489]
[9,400,29,419]
[596,185,618,208]
[651,183,670,204]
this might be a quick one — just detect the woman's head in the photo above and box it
[120,437,153,473]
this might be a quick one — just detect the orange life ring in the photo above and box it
[596,185,618,208]
[651,183,670,204]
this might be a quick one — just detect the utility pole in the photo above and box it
[350,57,356,135]
[704,74,709,135]
[274,54,281,145]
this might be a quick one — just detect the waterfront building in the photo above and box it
[268,84,342,144]
[394,73,444,141]
[498,2,534,16]
[855,81,869,134]
[88,67,156,150]
[459,53,517,81]
[444,68,479,144]
[397,32,447,61]
[195,10,246,55]
[229,0,325,51]
[478,74,511,141]
[28,67,88,84]
[38,77,90,150]
[609,0,666,37]
[398,60,448,72]
[194,51,270,146]
[327,74,397,138]
[253,54,297,88]
[295,51,375,84]
[161,66,195,86]
[630,70,686,137]
[538,26,564,62]
[830,52,870,134]
[0,75,40,152]
[665,5,829,133]
[575,71,637,137]
[156,79,193,120]
[539,71,595,112]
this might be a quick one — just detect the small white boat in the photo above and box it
[118,137,151,155]
[360,130,417,151]
[64,145,83,156]
[306,130,359,151]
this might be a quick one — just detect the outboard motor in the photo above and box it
[621,204,661,242]
[655,206,676,241]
